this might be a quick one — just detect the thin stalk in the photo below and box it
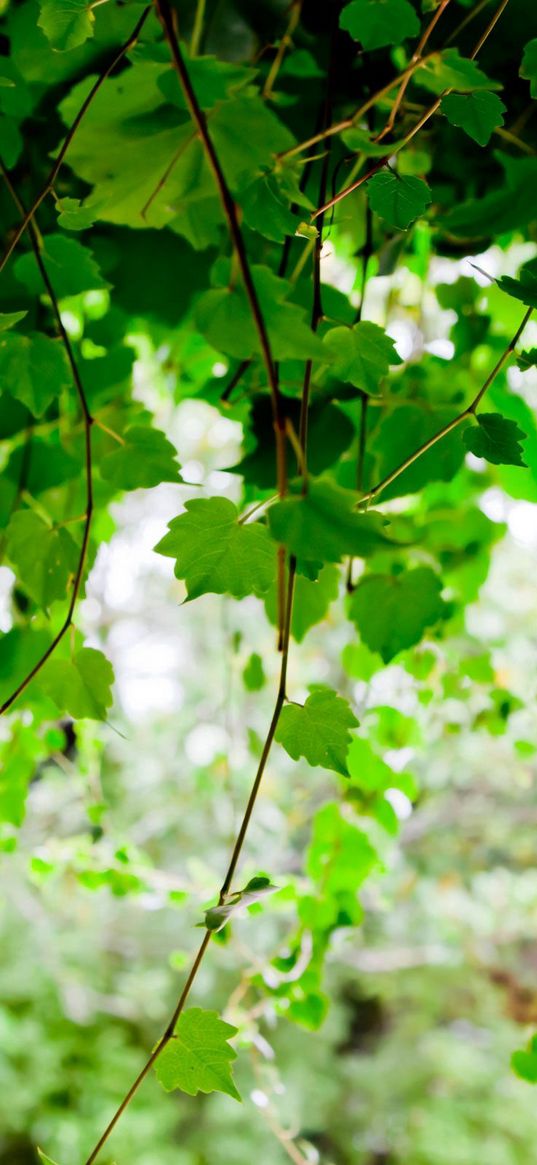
[359,307,532,507]
[155,0,288,644]
[375,0,452,143]
[155,0,284,447]
[0,166,94,716]
[276,57,430,163]
[190,0,207,56]
[312,0,512,221]
[83,559,297,1165]
[82,32,330,1150]
[0,6,151,276]
[263,0,302,100]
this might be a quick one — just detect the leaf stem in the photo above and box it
[262,0,302,100]
[359,307,532,507]
[155,0,288,644]
[374,0,452,143]
[189,0,207,56]
[82,558,297,1164]
[311,0,512,221]
[0,165,94,716]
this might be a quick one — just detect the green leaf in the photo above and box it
[38,0,95,52]
[0,332,71,417]
[0,310,27,331]
[268,478,393,563]
[415,49,498,95]
[240,174,300,243]
[195,264,325,361]
[154,498,275,600]
[512,1036,537,1083]
[100,426,182,490]
[243,652,266,691]
[341,126,405,155]
[463,413,527,467]
[264,563,340,642]
[350,568,447,663]
[158,55,256,111]
[0,114,23,167]
[155,1008,241,1100]
[276,687,358,777]
[5,510,79,608]
[37,1151,61,1165]
[520,38,537,98]
[14,234,108,298]
[339,0,420,51]
[203,876,277,932]
[441,91,505,146]
[307,801,379,902]
[323,321,402,395]
[346,735,416,834]
[366,172,432,230]
[516,348,537,371]
[55,197,97,232]
[57,67,293,237]
[496,268,537,310]
[40,648,114,720]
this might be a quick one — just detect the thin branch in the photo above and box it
[82,28,332,1150]
[155,0,289,648]
[311,154,387,221]
[155,0,285,451]
[189,0,207,56]
[83,556,297,1165]
[275,57,430,164]
[220,358,253,404]
[374,0,452,143]
[262,0,303,100]
[312,0,512,221]
[359,307,532,507]
[444,0,493,45]
[0,166,94,716]
[0,6,151,276]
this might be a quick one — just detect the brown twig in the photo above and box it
[0,166,94,715]
[83,554,297,1165]
[359,307,532,508]
[262,0,303,99]
[374,0,452,143]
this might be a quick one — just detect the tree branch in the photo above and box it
[0,165,94,716]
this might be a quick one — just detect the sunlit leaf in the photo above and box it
[155,498,275,600]
[349,568,447,662]
[276,687,358,776]
[155,1008,241,1100]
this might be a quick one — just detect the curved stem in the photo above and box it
[360,307,532,507]
[0,166,94,716]
[83,557,297,1164]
